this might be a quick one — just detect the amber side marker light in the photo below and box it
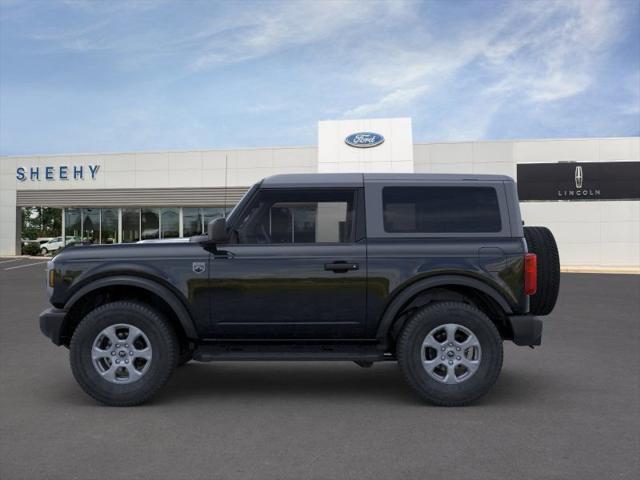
[524,253,537,296]
[48,269,56,288]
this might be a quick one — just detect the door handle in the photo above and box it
[324,261,359,273]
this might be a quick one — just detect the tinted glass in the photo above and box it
[382,186,501,233]
[161,208,179,238]
[64,208,81,240]
[182,208,202,236]
[237,190,355,244]
[141,208,160,240]
[121,208,140,243]
[82,208,100,243]
[101,208,118,244]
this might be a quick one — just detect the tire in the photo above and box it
[524,226,560,315]
[397,302,503,406]
[70,301,178,406]
[41,248,47,256]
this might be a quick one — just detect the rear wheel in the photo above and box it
[524,226,560,315]
[70,301,178,406]
[40,248,47,256]
[397,302,503,406]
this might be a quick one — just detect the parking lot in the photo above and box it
[0,259,638,480]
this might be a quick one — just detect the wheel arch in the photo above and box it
[60,275,198,346]
[376,275,513,347]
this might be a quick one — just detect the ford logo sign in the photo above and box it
[345,132,385,148]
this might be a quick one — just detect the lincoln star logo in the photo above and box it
[345,132,385,148]
[575,166,583,189]
[192,262,206,274]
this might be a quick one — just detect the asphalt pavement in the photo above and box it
[0,259,638,480]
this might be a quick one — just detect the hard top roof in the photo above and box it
[261,172,513,187]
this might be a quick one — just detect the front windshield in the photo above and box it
[225,182,259,224]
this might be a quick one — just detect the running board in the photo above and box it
[193,343,391,362]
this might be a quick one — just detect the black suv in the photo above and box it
[40,173,560,406]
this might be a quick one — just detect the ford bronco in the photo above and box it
[39,173,560,406]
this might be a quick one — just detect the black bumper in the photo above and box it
[39,307,67,346]
[508,314,543,346]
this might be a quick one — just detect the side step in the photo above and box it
[193,343,391,362]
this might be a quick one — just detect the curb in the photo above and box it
[561,267,640,275]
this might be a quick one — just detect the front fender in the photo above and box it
[64,275,198,339]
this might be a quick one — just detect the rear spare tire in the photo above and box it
[524,226,560,315]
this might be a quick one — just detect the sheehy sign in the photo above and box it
[517,162,640,201]
[16,164,100,182]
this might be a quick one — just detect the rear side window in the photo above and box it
[382,186,502,233]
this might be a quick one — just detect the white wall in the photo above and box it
[6,146,317,192]
[2,134,639,269]
[515,138,640,269]
[0,147,317,255]
[0,159,18,255]
[318,117,413,173]
[414,137,640,270]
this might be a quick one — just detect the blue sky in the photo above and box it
[1,0,639,155]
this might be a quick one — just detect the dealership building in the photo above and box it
[1,118,639,270]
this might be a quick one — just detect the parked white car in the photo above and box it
[40,237,75,255]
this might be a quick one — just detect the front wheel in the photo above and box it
[70,301,178,406]
[40,248,47,256]
[397,302,503,406]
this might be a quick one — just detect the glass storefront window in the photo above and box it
[62,206,228,244]
[141,208,159,240]
[82,208,100,243]
[65,208,81,241]
[101,209,118,244]
[183,208,202,237]
[122,208,140,243]
[161,208,179,238]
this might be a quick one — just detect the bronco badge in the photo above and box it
[192,262,206,274]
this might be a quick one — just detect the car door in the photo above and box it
[205,187,367,339]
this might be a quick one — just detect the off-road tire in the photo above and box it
[397,302,503,406]
[524,226,560,315]
[70,301,178,406]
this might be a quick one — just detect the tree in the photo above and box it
[21,207,62,239]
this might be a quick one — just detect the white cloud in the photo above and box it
[189,1,412,71]
[342,0,625,132]
[483,0,622,103]
[344,85,428,117]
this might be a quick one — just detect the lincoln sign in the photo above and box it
[517,162,640,201]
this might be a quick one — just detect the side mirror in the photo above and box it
[207,217,228,243]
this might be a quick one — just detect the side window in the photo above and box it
[236,189,356,244]
[382,186,502,233]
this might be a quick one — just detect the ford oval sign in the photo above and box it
[345,132,385,148]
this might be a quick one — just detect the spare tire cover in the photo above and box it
[524,226,560,316]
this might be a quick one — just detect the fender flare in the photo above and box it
[64,275,198,339]
[375,275,513,342]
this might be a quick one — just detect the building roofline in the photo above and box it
[0,144,318,159]
[412,136,639,146]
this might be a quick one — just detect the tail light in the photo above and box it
[524,253,537,295]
